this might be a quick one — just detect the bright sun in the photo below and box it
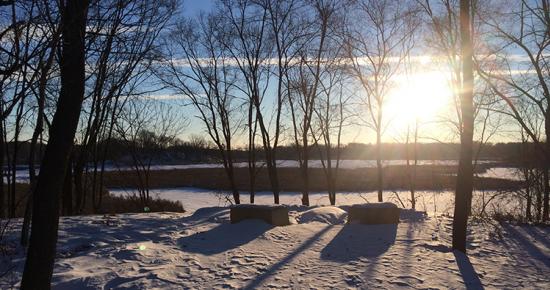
[385,72,452,135]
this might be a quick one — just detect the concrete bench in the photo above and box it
[348,202,400,224]
[230,204,290,226]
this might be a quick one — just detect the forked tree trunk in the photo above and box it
[224,158,240,204]
[452,0,474,253]
[21,0,89,288]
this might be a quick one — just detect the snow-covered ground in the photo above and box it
[1,207,548,289]
[476,166,523,181]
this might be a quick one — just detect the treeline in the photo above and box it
[3,139,546,166]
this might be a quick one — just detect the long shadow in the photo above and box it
[454,251,484,290]
[520,225,550,249]
[320,224,397,262]
[399,209,428,222]
[501,223,550,268]
[177,220,271,255]
[243,225,333,290]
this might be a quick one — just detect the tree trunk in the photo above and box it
[328,175,336,206]
[301,164,310,206]
[412,120,418,209]
[376,129,383,202]
[20,185,33,246]
[248,102,256,203]
[224,157,240,204]
[62,156,73,216]
[248,160,256,204]
[0,118,4,218]
[21,0,88,288]
[267,159,280,204]
[536,171,542,221]
[452,0,474,254]
[301,137,310,206]
[543,164,549,222]
[256,110,280,204]
[543,115,550,222]
[73,155,85,214]
[526,175,532,221]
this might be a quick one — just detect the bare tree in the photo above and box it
[21,0,63,245]
[161,13,242,204]
[219,0,283,203]
[286,0,338,205]
[21,0,89,287]
[311,65,353,205]
[477,0,550,222]
[114,100,185,208]
[257,0,303,203]
[346,0,417,202]
[0,0,53,218]
[72,0,175,214]
[451,0,474,253]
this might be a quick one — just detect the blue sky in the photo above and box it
[183,0,214,16]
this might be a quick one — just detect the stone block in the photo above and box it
[348,202,400,224]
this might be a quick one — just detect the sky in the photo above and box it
[138,0,524,146]
[183,0,214,16]
[3,0,522,146]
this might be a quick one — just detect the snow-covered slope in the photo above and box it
[1,207,548,289]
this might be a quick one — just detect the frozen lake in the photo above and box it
[4,159,509,183]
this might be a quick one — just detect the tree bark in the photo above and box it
[526,175,532,221]
[62,156,73,215]
[21,0,88,288]
[248,98,256,203]
[452,0,474,253]
[0,118,4,218]
[301,136,310,206]
[376,129,383,202]
[543,164,549,222]
[544,113,550,222]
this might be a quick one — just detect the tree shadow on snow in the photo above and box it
[501,223,550,268]
[454,251,484,290]
[243,225,334,290]
[320,224,398,262]
[177,219,271,255]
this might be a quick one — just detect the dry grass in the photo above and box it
[101,165,521,192]
[1,184,184,218]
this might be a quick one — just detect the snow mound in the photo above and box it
[297,206,348,224]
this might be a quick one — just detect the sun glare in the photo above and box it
[385,72,452,135]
